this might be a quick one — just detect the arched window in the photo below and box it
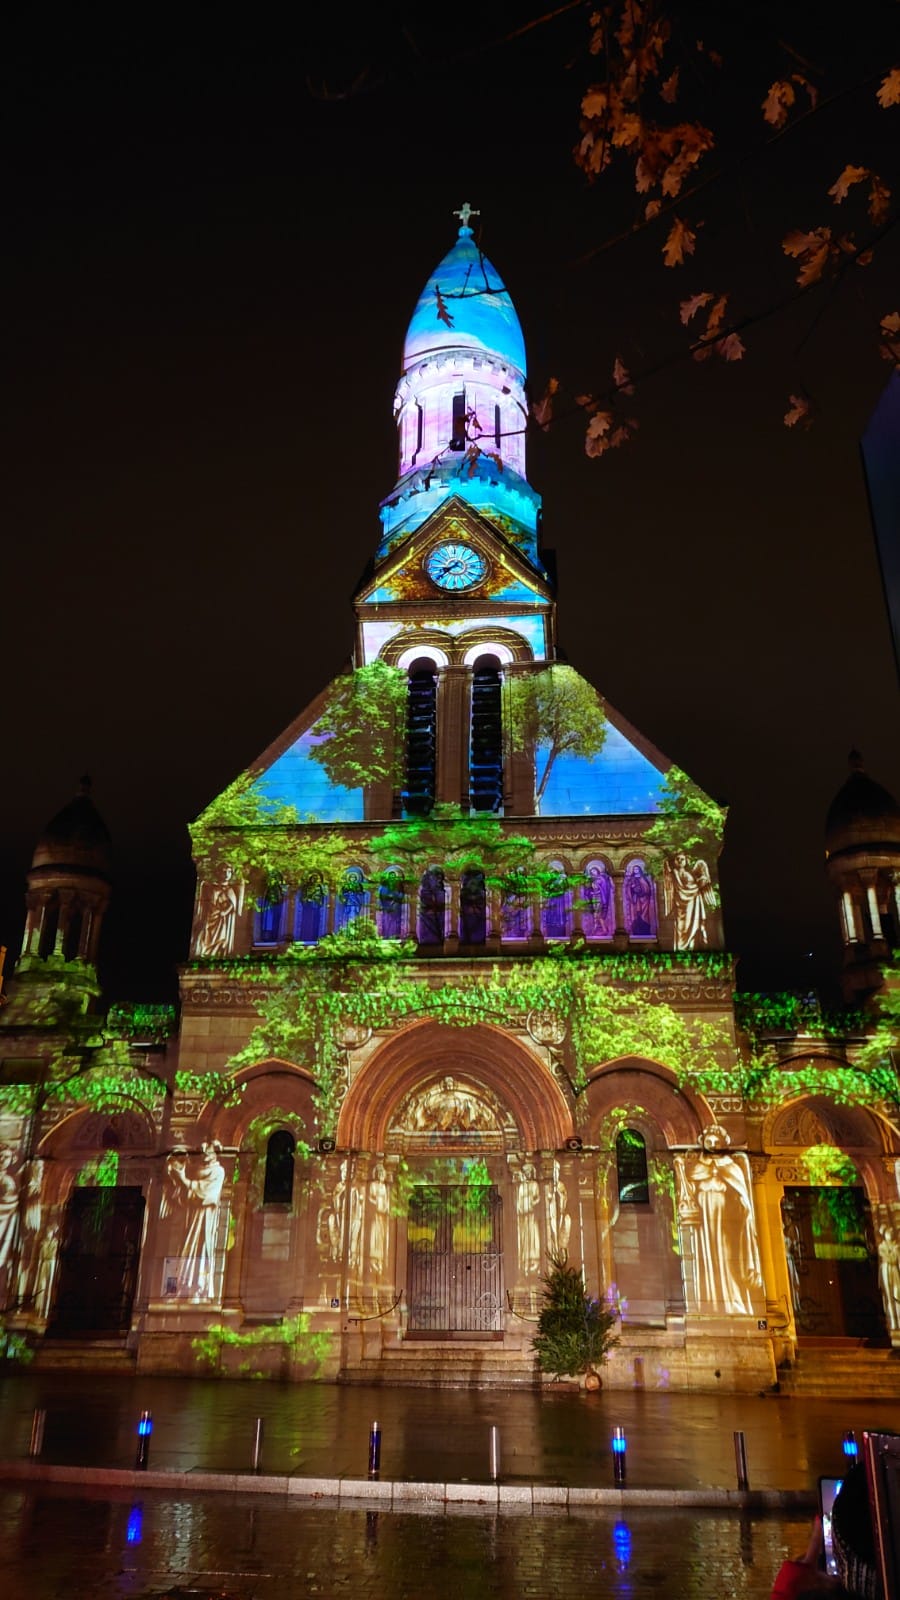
[470,655,503,813]
[333,866,368,932]
[404,661,438,816]
[616,1130,650,1205]
[623,859,657,940]
[501,872,531,941]
[263,1129,295,1206]
[582,860,615,940]
[294,873,327,944]
[418,867,445,945]
[254,892,286,945]
[378,868,405,939]
[541,859,569,940]
[460,869,487,945]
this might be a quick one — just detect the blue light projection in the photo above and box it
[404,226,526,372]
[537,724,665,817]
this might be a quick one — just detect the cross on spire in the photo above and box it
[453,201,480,231]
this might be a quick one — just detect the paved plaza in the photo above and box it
[1,1373,898,1597]
[2,1371,898,1490]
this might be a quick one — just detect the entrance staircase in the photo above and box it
[341,1341,540,1389]
[777,1340,900,1398]
[32,1338,137,1374]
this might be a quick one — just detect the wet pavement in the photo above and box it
[0,1484,811,1599]
[2,1371,898,1491]
[2,1375,896,1597]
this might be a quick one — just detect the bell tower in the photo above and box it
[825,750,900,1001]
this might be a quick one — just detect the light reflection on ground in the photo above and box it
[0,1486,810,1600]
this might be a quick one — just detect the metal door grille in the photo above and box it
[407,1185,503,1337]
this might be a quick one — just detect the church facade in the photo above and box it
[1,217,899,1391]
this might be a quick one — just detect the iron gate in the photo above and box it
[407,1184,503,1337]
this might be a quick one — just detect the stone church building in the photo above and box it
[1,216,899,1392]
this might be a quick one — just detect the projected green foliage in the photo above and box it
[191,1313,332,1379]
[645,764,727,856]
[191,773,352,895]
[308,660,408,791]
[506,665,607,807]
[226,939,740,1135]
[858,958,900,1075]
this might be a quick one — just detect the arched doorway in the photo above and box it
[767,1098,889,1345]
[337,1021,572,1343]
[42,1110,154,1338]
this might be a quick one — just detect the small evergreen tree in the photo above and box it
[533,1254,619,1380]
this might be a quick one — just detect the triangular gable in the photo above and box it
[244,675,366,824]
[356,497,553,609]
[201,659,713,832]
[533,690,670,819]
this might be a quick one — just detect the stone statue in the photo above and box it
[368,1164,389,1278]
[167,1141,226,1300]
[582,862,615,938]
[0,1149,20,1278]
[624,861,655,937]
[878,1225,900,1333]
[32,1219,60,1320]
[323,1161,348,1263]
[662,853,717,950]
[546,1161,571,1259]
[680,1129,762,1315]
[516,1162,541,1278]
[410,1077,495,1134]
[195,867,240,958]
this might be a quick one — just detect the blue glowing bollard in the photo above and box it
[842,1429,859,1462]
[368,1419,381,1479]
[135,1409,153,1471]
[612,1424,627,1487]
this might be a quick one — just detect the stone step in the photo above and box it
[32,1341,137,1373]
[778,1349,900,1399]
[342,1343,540,1389]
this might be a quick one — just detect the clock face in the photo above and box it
[425,541,487,591]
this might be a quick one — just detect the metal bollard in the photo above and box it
[29,1408,46,1458]
[489,1425,501,1482]
[368,1419,381,1479]
[733,1429,749,1491]
[612,1425,627,1487]
[252,1417,264,1473]
[135,1409,153,1472]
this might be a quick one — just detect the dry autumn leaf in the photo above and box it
[435,286,454,328]
[828,165,869,204]
[662,216,697,266]
[868,176,892,225]
[584,410,614,457]
[762,80,795,128]
[613,356,634,394]
[532,376,559,431]
[782,228,834,286]
[660,68,679,104]
[784,395,811,428]
[876,67,900,108]
[680,291,714,325]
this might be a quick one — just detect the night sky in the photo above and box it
[3,8,898,1006]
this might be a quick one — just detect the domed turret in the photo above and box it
[403,225,527,374]
[378,206,542,564]
[825,751,900,1001]
[20,777,112,965]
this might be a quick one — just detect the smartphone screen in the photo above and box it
[819,1476,843,1576]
